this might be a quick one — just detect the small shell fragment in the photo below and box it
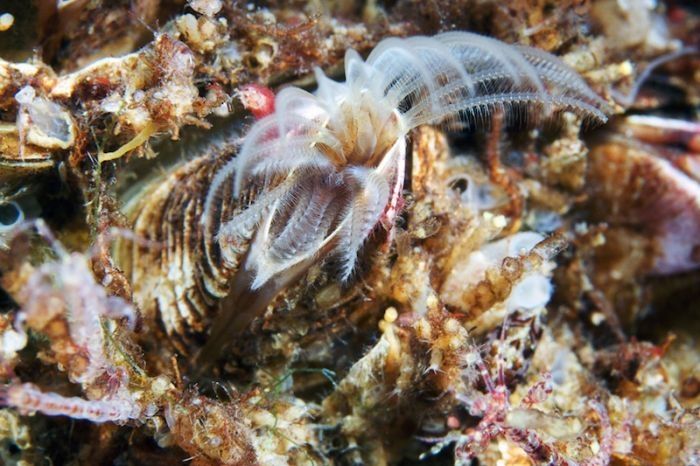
[16,86,75,150]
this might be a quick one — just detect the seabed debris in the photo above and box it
[0,1,698,465]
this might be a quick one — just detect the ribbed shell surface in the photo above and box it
[116,147,243,353]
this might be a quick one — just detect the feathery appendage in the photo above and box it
[359,32,611,129]
[197,31,609,364]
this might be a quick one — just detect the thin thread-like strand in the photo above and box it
[4,383,140,423]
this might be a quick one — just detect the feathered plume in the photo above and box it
[197,32,609,363]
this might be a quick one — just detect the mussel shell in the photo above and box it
[0,123,55,190]
[116,144,242,354]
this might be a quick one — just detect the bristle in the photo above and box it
[360,32,609,129]
[338,168,391,282]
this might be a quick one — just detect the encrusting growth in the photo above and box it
[197,31,610,363]
[0,221,143,424]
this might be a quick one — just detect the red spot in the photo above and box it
[667,6,687,24]
[446,415,461,429]
[238,83,275,119]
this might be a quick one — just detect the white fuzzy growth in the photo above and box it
[5,383,141,423]
[205,32,608,289]
[17,253,137,385]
